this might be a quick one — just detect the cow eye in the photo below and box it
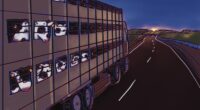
[55,28,61,33]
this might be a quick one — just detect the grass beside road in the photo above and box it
[128,29,148,42]
[159,32,200,45]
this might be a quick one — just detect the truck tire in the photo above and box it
[124,57,129,73]
[71,94,82,110]
[83,85,94,110]
[111,65,122,85]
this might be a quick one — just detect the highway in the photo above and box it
[92,36,200,110]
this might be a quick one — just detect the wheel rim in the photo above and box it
[112,65,121,85]
[85,86,94,109]
[125,58,129,72]
[85,88,91,107]
[115,66,120,80]
[72,95,82,110]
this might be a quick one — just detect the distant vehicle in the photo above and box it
[0,0,129,110]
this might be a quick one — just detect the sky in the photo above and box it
[101,0,200,30]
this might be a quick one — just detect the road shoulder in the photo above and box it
[157,37,200,86]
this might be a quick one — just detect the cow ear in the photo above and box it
[10,72,17,77]
[35,22,38,26]
[48,22,54,26]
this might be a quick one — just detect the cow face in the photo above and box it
[54,22,67,37]
[10,71,20,94]
[56,56,67,73]
[81,52,89,62]
[36,62,52,82]
[56,60,67,73]
[10,66,32,94]
[71,53,80,67]
[7,19,30,43]
[34,21,53,42]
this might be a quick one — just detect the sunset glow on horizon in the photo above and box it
[150,27,159,32]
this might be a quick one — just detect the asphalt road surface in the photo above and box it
[92,36,200,110]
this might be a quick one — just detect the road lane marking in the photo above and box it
[155,36,200,88]
[118,80,136,102]
[152,46,156,53]
[129,38,145,54]
[147,57,152,63]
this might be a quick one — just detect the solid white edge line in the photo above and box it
[147,57,152,63]
[155,36,200,88]
[118,80,136,102]
[129,38,145,54]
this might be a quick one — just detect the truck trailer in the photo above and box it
[0,0,129,110]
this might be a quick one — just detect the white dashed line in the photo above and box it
[118,80,136,102]
[147,57,152,63]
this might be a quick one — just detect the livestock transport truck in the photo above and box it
[0,0,129,110]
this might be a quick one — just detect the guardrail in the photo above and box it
[174,40,200,49]
[160,38,200,49]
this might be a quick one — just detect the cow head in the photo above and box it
[7,20,30,42]
[55,22,67,36]
[34,21,53,42]
[56,60,67,73]
[10,67,32,94]
[36,63,52,82]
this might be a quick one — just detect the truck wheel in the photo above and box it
[83,85,94,109]
[71,94,82,110]
[124,58,129,73]
[111,65,122,85]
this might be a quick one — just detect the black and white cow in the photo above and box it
[7,19,29,43]
[71,54,80,67]
[36,63,52,82]
[34,21,54,42]
[54,22,67,37]
[10,67,32,94]
[56,58,67,73]
[81,52,89,62]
